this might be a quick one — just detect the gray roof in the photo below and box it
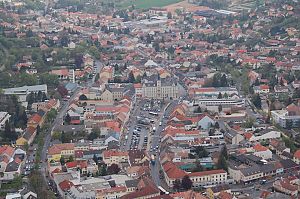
[240,164,262,176]
[125,179,139,188]
[5,161,20,172]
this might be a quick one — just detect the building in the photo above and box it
[271,104,300,128]
[193,98,245,112]
[224,129,244,145]
[253,85,270,94]
[102,150,129,166]
[162,162,227,187]
[3,84,47,106]
[293,149,300,164]
[189,87,238,98]
[273,178,298,196]
[47,143,75,162]
[0,112,11,130]
[140,75,179,99]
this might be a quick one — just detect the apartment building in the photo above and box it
[102,150,129,166]
[47,143,75,162]
[271,104,300,128]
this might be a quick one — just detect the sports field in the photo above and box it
[119,0,184,9]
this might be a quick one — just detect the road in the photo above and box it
[39,60,104,190]
[149,100,178,188]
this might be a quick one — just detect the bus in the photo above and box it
[158,186,169,194]
[149,112,158,116]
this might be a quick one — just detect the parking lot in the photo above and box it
[122,99,164,151]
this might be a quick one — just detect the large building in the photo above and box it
[3,84,47,107]
[140,75,179,99]
[271,104,300,128]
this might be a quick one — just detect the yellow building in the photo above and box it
[47,143,75,162]
[103,150,129,166]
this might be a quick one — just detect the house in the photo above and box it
[293,149,300,164]
[253,85,270,94]
[0,112,11,130]
[128,149,150,166]
[162,162,227,187]
[273,178,298,196]
[248,130,281,142]
[16,126,37,146]
[27,113,44,128]
[253,144,272,159]
[206,184,231,199]
[47,143,75,162]
[102,150,129,166]
[224,129,244,145]
[197,115,215,130]
[120,177,160,199]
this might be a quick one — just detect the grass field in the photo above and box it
[118,0,184,9]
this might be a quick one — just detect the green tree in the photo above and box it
[107,163,120,174]
[194,146,208,158]
[65,113,71,125]
[128,71,135,83]
[217,155,228,171]
[218,104,223,113]
[181,175,193,190]
[167,12,172,19]
[99,164,107,176]
[252,94,262,109]
[173,179,181,191]
[60,156,65,165]
[217,92,222,99]
[221,145,228,160]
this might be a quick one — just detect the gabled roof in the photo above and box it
[59,180,74,191]
[163,161,186,179]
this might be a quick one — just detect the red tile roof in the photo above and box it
[294,149,300,159]
[103,150,128,158]
[253,144,268,152]
[59,180,74,191]
[163,162,186,179]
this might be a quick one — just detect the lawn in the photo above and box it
[118,0,184,9]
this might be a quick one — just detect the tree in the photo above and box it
[107,163,120,174]
[215,122,220,129]
[218,104,223,113]
[68,155,74,162]
[93,154,98,165]
[194,146,208,158]
[217,92,222,99]
[99,164,107,176]
[128,71,135,83]
[181,175,193,190]
[60,157,65,165]
[79,94,88,100]
[217,155,228,171]
[88,128,101,140]
[65,114,71,125]
[220,74,228,87]
[167,12,172,19]
[252,94,262,109]
[173,179,181,191]
[193,160,204,172]
[286,119,293,130]
[221,145,228,159]
[57,85,68,97]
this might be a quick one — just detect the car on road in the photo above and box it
[159,122,162,126]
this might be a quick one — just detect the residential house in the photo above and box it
[47,143,75,162]
[253,85,270,94]
[102,150,129,166]
[293,149,300,164]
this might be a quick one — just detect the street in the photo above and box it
[38,60,104,193]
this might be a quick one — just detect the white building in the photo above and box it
[3,84,47,107]
[141,76,179,99]
[0,112,11,130]
[249,130,281,142]
[271,104,300,128]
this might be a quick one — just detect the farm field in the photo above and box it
[118,0,184,9]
